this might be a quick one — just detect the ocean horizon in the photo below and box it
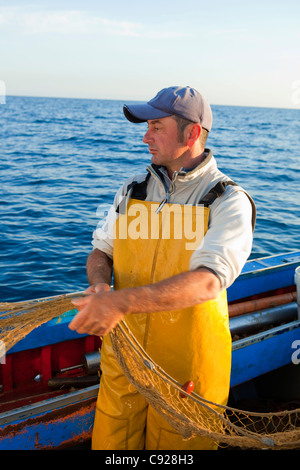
[6,93,300,111]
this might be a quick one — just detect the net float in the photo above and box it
[180,380,194,398]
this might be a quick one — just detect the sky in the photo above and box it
[0,0,300,108]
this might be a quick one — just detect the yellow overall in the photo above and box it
[92,198,232,450]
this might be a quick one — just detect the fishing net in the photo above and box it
[0,293,81,352]
[1,295,300,449]
[109,321,300,450]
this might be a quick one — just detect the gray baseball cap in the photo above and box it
[123,86,213,131]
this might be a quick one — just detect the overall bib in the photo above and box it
[92,197,232,450]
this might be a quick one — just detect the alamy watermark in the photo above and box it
[95,199,206,251]
[291,340,300,365]
[291,80,300,106]
[0,340,6,365]
[0,80,6,104]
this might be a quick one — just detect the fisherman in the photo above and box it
[69,86,256,450]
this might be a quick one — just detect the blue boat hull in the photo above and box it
[231,319,300,387]
[0,386,98,450]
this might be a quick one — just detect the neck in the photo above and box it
[166,149,206,179]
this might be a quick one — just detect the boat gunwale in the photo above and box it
[232,318,300,351]
[0,384,99,427]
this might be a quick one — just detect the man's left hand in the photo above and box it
[69,291,126,337]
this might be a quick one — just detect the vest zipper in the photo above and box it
[155,191,169,213]
[147,166,179,214]
[155,171,178,213]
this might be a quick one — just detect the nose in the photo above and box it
[143,128,153,144]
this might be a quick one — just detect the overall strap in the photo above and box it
[115,173,150,213]
[199,180,256,231]
[130,172,151,200]
[199,181,238,206]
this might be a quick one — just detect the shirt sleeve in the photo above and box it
[91,204,116,259]
[189,187,254,289]
[91,174,145,258]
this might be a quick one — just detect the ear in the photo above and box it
[186,124,201,148]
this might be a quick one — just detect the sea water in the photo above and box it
[0,96,299,301]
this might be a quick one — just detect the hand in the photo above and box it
[84,283,111,295]
[69,290,127,337]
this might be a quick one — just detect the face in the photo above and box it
[142,117,189,173]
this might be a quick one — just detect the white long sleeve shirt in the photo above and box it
[92,150,255,290]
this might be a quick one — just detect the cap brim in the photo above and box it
[123,104,172,123]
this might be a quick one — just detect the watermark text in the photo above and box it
[96,200,206,251]
[291,80,300,106]
[291,340,300,365]
[0,340,6,364]
[0,80,6,104]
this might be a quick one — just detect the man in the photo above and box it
[69,86,255,450]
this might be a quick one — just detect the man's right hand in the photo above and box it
[84,283,111,295]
